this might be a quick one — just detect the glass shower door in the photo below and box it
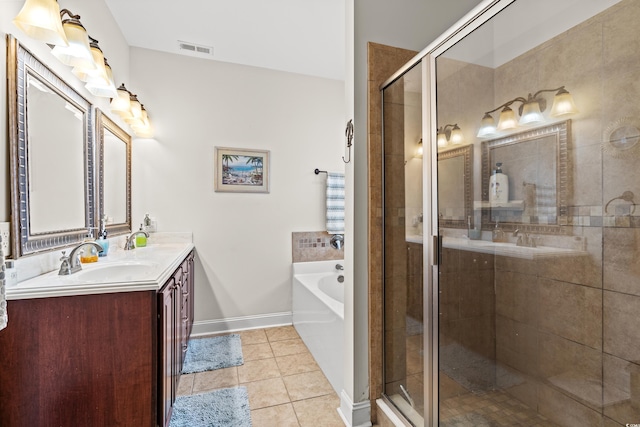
[432,0,640,426]
[382,62,425,426]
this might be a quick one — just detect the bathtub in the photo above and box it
[292,260,344,394]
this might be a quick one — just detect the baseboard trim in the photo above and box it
[338,390,372,427]
[191,312,293,336]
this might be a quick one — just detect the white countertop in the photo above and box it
[6,242,194,300]
[442,237,587,260]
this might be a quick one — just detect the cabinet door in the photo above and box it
[159,278,176,427]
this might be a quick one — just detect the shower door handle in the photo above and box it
[432,235,442,266]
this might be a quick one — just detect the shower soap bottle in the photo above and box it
[136,224,147,247]
[489,162,509,206]
[80,228,99,263]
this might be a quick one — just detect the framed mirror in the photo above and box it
[7,35,95,257]
[438,144,473,228]
[96,110,132,236]
[480,120,570,233]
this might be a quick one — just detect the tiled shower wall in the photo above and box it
[436,1,640,425]
[291,231,343,263]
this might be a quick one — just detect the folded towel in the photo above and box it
[326,172,345,235]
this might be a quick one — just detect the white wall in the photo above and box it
[0,0,130,222]
[128,47,345,325]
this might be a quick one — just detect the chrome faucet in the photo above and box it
[124,230,150,250]
[58,241,104,275]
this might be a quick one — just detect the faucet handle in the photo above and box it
[60,250,68,261]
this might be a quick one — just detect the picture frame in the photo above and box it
[214,147,270,193]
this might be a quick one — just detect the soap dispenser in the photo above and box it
[492,220,505,243]
[489,162,509,206]
[97,216,109,257]
[80,228,99,263]
[136,224,147,247]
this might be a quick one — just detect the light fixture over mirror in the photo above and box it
[437,123,463,149]
[477,86,578,138]
[50,9,93,69]
[13,0,68,46]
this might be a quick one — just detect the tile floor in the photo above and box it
[177,326,345,427]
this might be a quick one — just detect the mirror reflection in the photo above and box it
[27,73,86,233]
[480,120,569,229]
[438,144,473,228]
[97,110,131,236]
[8,35,95,257]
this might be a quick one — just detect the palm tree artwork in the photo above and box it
[221,154,264,186]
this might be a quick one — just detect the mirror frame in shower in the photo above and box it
[7,35,96,257]
[437,144,473,229]
[480,120,570,234]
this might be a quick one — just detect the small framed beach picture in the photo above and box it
[214,147,270,193]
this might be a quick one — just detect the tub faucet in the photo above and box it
[335,264,344,271]
[59,241,104,275]
[124,230,150,250]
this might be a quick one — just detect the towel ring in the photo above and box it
[605,190,636,214]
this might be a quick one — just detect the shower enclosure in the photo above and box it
[381,0,640,425]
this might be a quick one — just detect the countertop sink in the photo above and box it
[72,261,160,283]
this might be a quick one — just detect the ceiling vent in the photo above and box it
[178,40,214,56]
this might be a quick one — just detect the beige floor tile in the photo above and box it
[251,403,300,427]
[238,358,281,383]
[271,338,309,357]
[283,371,335,401]
[192,367,238,393]
[245,377,291,410]
[243,342,275,361]
[266,325,300,342]
[176,373,194,396]
[239,329,269,345]
[293,394,343,427]
[276,352,320,376]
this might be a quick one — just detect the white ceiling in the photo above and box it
[104,0,346,81]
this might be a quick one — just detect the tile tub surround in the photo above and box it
[177,326,344,427]
[292,231,344,263]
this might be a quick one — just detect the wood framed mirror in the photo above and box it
[7,35,96,257]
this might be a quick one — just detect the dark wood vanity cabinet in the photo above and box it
[0,250,194,427]
[158,251,195,427]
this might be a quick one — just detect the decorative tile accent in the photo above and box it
[291,231,343,263]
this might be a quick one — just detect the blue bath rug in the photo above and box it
[169,387,251,427]
[182,334,244,374]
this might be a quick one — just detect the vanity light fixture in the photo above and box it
[437,123,464,148]
[72,37,108,83]
[50,10,93,69]
[110,83,132,117]
[415,138,423,158]
[477,86,578,138]
[13,0,68,46]
[85,57,117,98]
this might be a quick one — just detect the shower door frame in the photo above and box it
[379,0,517,425]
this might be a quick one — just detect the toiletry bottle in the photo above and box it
[80,228,99,263]
[489,162,509,206]
[492,220,505,243]
[97,216,109,257]
[144,213,151,231]
[136,224,147,247]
